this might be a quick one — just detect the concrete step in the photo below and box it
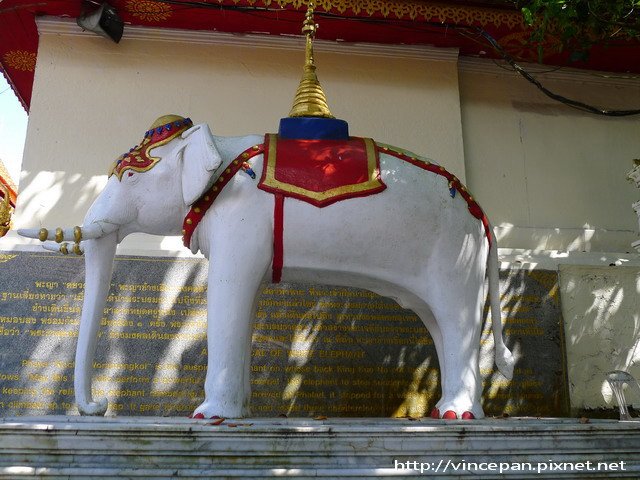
[0,416,638,478]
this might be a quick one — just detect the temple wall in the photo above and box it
[458,62,640,413]
[459,59,640,253]
[5,19,640,414]
[559,265,640,411]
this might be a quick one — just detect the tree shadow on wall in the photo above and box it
[559,265,640,414]
[251,283,440,418]
[256,271,568,419]
[2,252,571,419]
[480,268,569,417]
[2,252,211,417]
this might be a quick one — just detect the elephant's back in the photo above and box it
[281,152,489,282]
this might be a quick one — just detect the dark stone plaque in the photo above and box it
[0,250,568,417]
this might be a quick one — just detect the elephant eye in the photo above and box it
[128,172,134,177]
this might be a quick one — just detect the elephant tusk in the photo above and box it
[20,226,80,242]
[42,241,85,255]
[19,222,118,243]
[77,222,119,240]
[22,227,45,240]
[42,241,60,253]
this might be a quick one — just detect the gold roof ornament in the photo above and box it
[288,2,334,119]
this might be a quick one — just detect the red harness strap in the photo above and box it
[377,143,493,249]
[272,193,285,283]
[180,141,283,283]
[184,140,492,284]
[182,144,264,248]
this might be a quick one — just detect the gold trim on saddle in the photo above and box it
[259,134,385,207]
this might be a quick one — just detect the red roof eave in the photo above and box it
[1,0,639,112]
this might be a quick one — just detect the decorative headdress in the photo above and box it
[109,114,193,179]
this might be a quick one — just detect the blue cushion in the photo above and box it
[278,117,349,140]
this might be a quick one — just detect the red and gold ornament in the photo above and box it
[109,115,193,180]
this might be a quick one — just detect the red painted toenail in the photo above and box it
[442,410,457,419]
[430,408,440,418]
[462,411,475,420]
[193,412,205,419]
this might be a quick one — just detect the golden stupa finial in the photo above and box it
[288,2,334,118]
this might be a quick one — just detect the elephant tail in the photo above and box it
[488,228,515,380]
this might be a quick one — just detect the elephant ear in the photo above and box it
[180,124,223,206]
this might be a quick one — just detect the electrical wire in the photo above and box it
[491,59,564,74]
[472,26,640,116]
[146,1,640,116]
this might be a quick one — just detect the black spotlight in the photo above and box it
[77,2,124,44]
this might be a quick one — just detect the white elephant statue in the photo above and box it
[20,114,514,420]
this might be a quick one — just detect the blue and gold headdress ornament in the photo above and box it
[109,114,193,179]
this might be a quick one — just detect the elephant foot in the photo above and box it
[191,400,248,419]
[189,412,225,420]
[77,397,108,416]
[430,407,478,420]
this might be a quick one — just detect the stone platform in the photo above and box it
[0,417,638,478]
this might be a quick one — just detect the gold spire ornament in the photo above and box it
[288,2,334,118]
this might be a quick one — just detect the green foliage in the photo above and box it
[517,0,640,60]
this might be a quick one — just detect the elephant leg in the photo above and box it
[193,248,270,419]
[424,288,485,420]
[411,305,447,417]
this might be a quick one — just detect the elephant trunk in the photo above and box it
[74,231,118,416]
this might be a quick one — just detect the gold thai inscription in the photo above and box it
[0,253,567,417]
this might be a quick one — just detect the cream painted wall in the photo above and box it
[459,61,640,253]
[18,22,640,256]
[559,265,640,411]
[13,21,464,253]
[459,65,640,412]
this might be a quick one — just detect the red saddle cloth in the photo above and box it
[258,134,386,207]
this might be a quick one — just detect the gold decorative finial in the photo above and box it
[288,2,334,118]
